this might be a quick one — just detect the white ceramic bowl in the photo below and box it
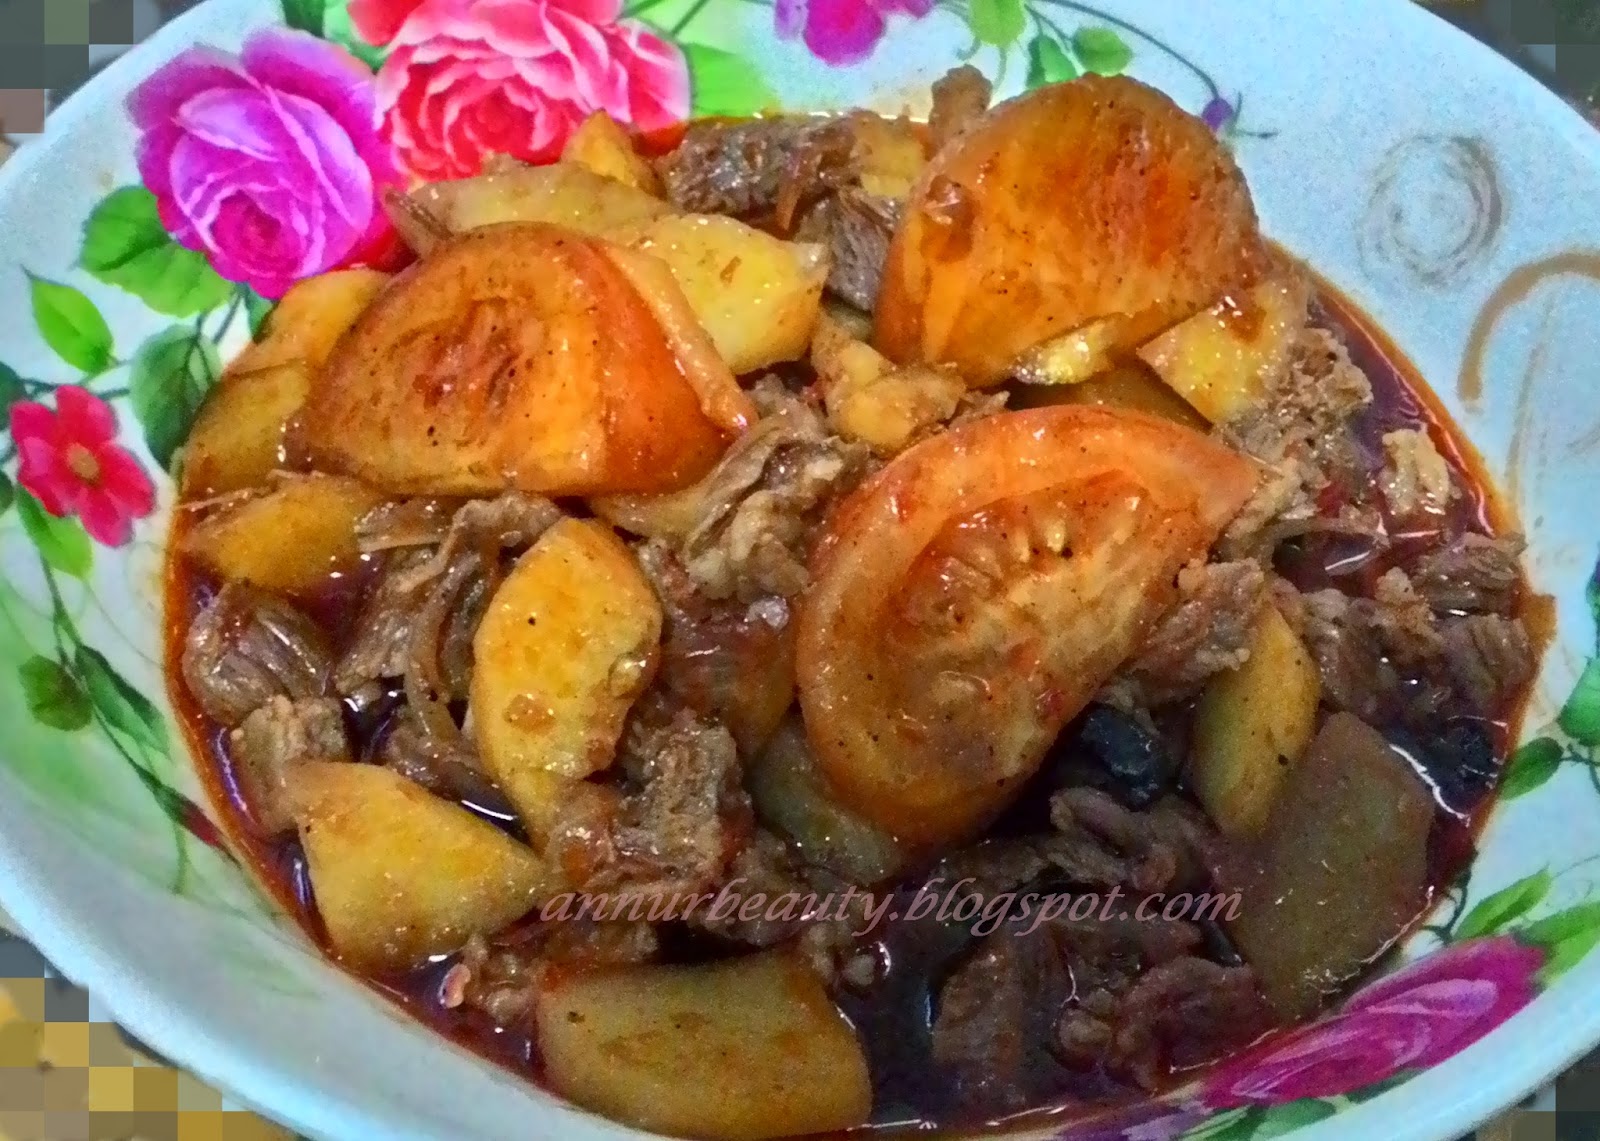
[3,1,1600,1138]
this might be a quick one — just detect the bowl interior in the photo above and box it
[2,1,1600,1139]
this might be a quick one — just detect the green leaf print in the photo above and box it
[1559,658,1600,747]
[1073,26,1134,75]
[17,491,93,580]
[1455,869,1553,940]
[74,645,169,759]
[243,287,276,341]
[0,361,30,419]
[1500,737,1565,799]
[29,277,114,375]
[129,324,222,471]
[1518,902,1600,983]
[19,655,92,732]
[969,0,1027,48]
[281,0,326,37]
[79,188,233,318]
[682,44,778,117]
[1026,34,1080,87]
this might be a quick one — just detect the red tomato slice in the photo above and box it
[796,406,1259,849]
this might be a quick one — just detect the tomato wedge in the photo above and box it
[796,406,1259,849]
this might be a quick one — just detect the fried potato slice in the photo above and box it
[563,111,662,195]
[535,952,872,1140]
[181,474,387,597]
[228,269,390,376]
[876,76,1269,386]
[180,362,311,496]
[294,762,554,970]
[302,224,734,497]
[472,519,663,810]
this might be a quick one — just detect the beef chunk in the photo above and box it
[1107,959,1274,1086]
[1413,532,1525,615]
[677,380,870,602]
[379,707,512,814]
[182,584,331,726]
[798,189,902,312]
[334,546,436,695]
[230,696,348,834]
[928,64,993,149]
[1380,428,1454,518]
[932,928,1070,1114]
[1439,613,1536,715]
[1121,559,1267,704]
[690,829,813,947]
[448,923,659,1025]
[656,117,857,221]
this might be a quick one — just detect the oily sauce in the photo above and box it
[164,282,1540,1136]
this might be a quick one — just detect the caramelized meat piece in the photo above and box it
[182,584,331,726]
[230,695,349,834]
[656,117,857,219]
[932,928,1070,1114]
[1413,532,1525,615]
[1108,959,1274,1086]
[1439,613,1536,715]
[799,189,903,312]
[928,64,993,149]
[678,381,870,601]
[635,541,796,757]
[1121,559,1268,704]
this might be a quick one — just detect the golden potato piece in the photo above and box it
[1009,363,1210,431]
[563,111,662,195]
[849,111,928,199]
[811,311,964,453]
[294,762,554,970]
[535,952,872,1141]
[876,76,1268,386]
[1190,603,1321,838]
[302,224,733,497]
[1012,316,1130,387]
[181,474,386,597]
[398,163,672,254]
[229,269,389,376]
[616,214,829,376]
[1137,271,1311,423]
[180,362,311,496]
[472,519,662,811]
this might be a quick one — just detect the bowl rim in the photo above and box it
[3,1,1600,1139]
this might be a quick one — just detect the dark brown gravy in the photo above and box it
[164,282,1538,1137]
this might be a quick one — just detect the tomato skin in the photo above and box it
[796,406,1258,850]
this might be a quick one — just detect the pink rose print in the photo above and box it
[1199,937,1544,1108]
[129,29,401,300]
[375,0,690,182]
[775,0,935,66]
[349,0,430,46]
[11,387,156,548]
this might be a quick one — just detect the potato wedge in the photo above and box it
[812,311,964,453]
[876,76,1268,386]
[180,362,311,496]
[303,224,733,497]
[472,519,662,814]
[1229,713,1434,1018]
[535,952,872,1141]
[615,214,829,375]
[1137,271,1311,423]
[294,762,554,970]
[1012,316,1129,387]
[181,474,386,597]
[564,111,662,195]
[399,163,672,254]
[1190,604,1321,837]
[849,111,928,199]
[228,269,389,376]
[1008,363,1210,430]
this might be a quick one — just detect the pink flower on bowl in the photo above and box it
[11,387,155,548]
[375,0,690,183]
[1199,937,1544,1108]
[349,0,430,46]
[775,0,935,66]
[129,29,400,300]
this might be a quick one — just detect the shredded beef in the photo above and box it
[1107,959,1274,1086]
[928,64,993,149]
[1120,560,1267,704]
[656,117,857,221]
[1413,533,1525,615]
[798,189,902,312]
[380,708,511,813]
[230,696,349,834]
[932,927,1070,1114]
[182,584,331,726]
[450,923,659,1024]
[1381,428,1454,518]
[676,381,870,601]
[691,829,814,947]
[1439,614,1536,714]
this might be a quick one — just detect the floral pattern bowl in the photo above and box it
[2,1,1600,1139]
